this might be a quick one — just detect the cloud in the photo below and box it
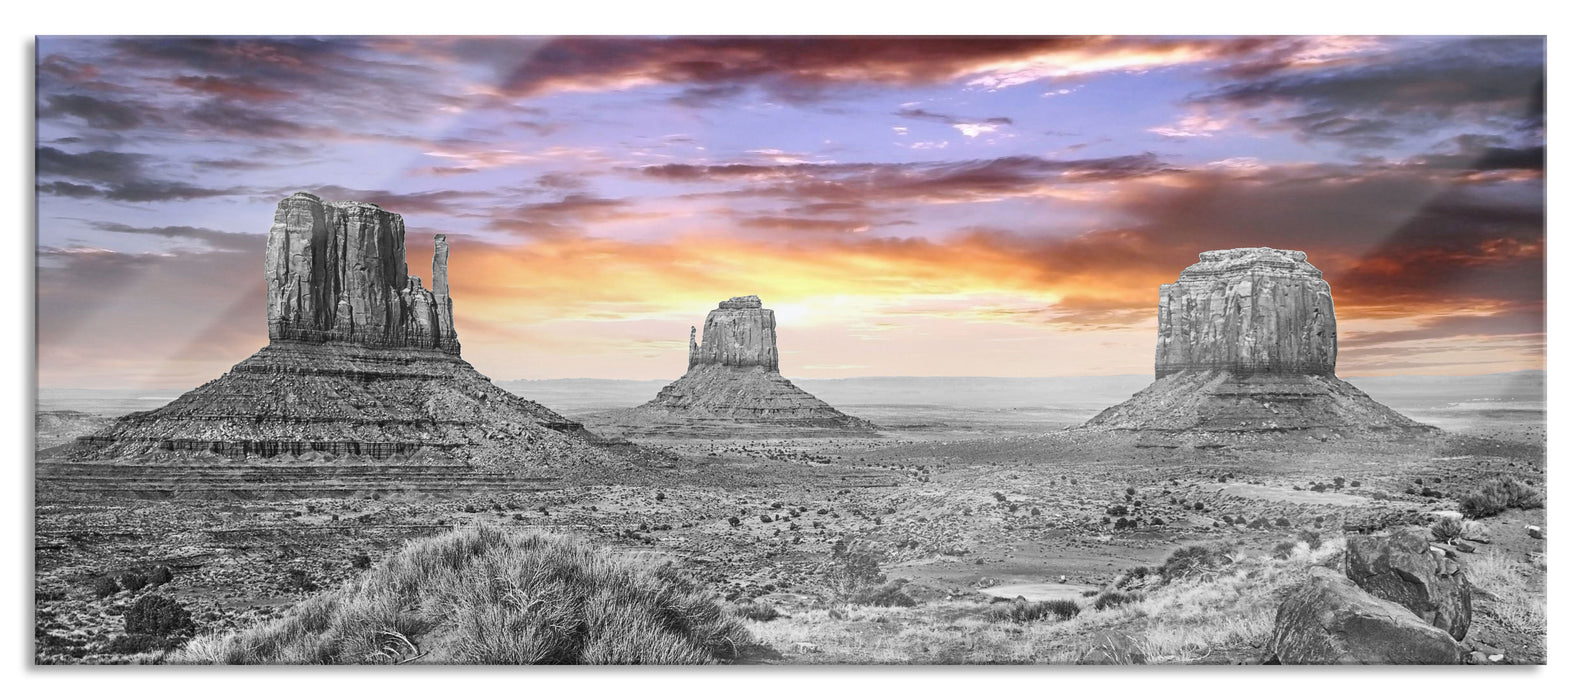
[387,36,1332,103]
[37,145,250,202]
[38,94,145,130]
[1195,36,1545,148]
[637,153,1175,205]
[895,107,1013,139]
[77,221,264,253]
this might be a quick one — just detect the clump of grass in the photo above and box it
[1461,549,1544,641]
[175,525,751,665]
[849,579,916,607]
[1430,515,1464,542]
[1459,476,1544,518]
[985,599,1080,624]
[732,600,781,622]
[1157,544,1232,583]
[1092,590,1145,611]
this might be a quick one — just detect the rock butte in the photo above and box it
[1085,247,1430,433]
[591,296,876,437]
[49,193,637,486]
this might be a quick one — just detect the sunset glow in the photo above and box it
[35,36,1545,388]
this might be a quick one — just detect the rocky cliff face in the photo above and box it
[1085,247,1429,434]
[689,295,779,371]
[265,192,460,354]
[1156,248,1336,378]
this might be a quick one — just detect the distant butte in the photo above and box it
[588,295,876,437]
[1084,247,1432,434]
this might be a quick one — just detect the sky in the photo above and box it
[33,35,1546,388]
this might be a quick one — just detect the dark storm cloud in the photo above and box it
[639,154,1174,204]
[37,146,248,202]
[38,94,145,130]
[36,146,146,182]
[1198,36,1545,147]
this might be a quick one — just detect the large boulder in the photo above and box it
[1269,567,1461,664]
[1343,528,1472,640]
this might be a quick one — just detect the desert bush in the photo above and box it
[1248,517,1269,529]
[1093,590,1145,611]
[1458,475,1543,518]
[175,525,750,665]
[1350,480,1361,488]
[986,598,1080,623]
[1157,544,1232,583]
[835,550,886,595]
[1192,502,1204,511]
[1106,504,1129,517]
[1296,529,1323,549]
[124,595,195,637]
[92,575,121,599]
[1150,517,1165,526]
[1274,517,1290,528]
[732,600,781,622]
[350,554,373,570]
[1272,541,1297,559]
[848,579,916,607]
[1430,516,1464,542]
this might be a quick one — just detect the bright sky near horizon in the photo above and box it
[34,36,1545,388]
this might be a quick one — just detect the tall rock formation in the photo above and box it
[1085,248,1429,434]
[588,296,875,437]
[266,193,459,353]
[53,193,636,477]
[1155,248,1336,377]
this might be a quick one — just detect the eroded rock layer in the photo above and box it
[1085,247,1430,434]
[591,296,875,436]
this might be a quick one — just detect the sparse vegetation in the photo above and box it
[124,594,195,638]
[1459,475,1544,518]
[985,598,1080,623]
[176,526,751,664]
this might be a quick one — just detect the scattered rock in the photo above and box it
[1343,528,1472,640]
[1269,566,1461,664]
[1526,525,1544,540]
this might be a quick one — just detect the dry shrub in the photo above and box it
[174,525,750,665]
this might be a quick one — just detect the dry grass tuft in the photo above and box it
[173,525,751,665]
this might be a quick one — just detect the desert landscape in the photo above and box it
[33,35,1546,668]
[33,205,1546,665]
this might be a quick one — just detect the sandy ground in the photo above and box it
[33,391,1546,664]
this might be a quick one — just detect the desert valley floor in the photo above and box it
[33,373,1546,664]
